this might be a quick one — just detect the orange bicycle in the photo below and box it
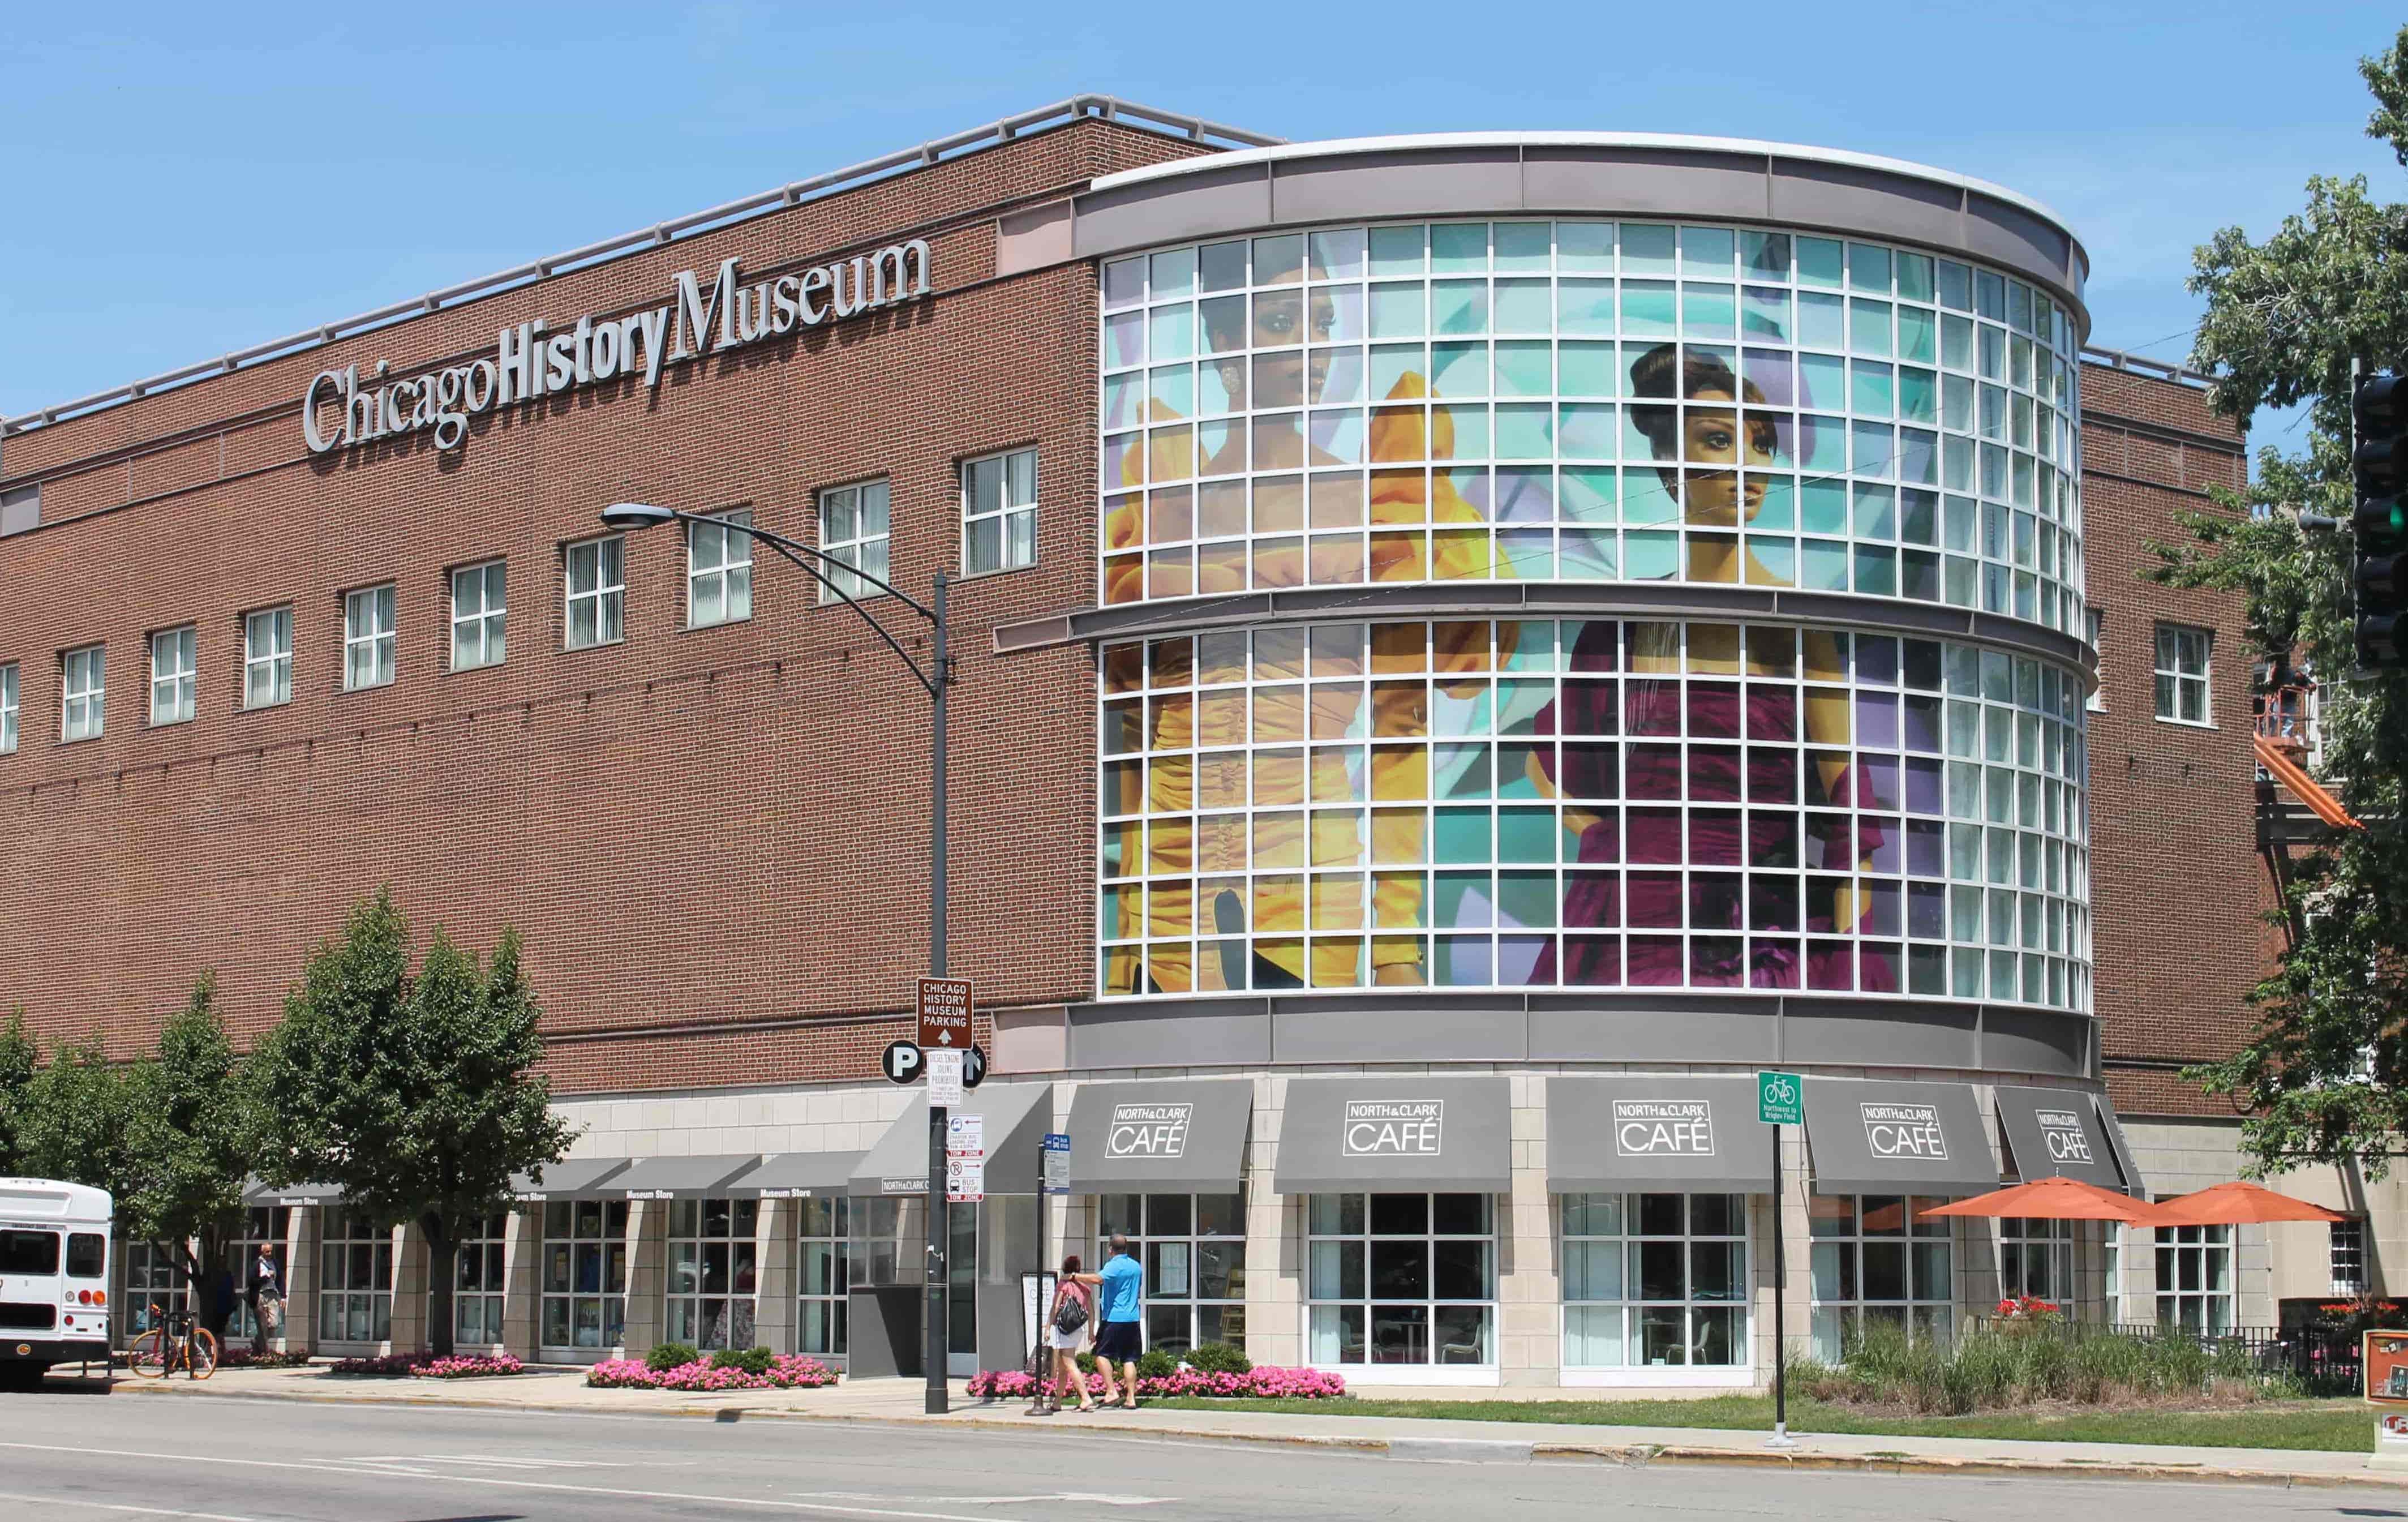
[127,1305,217,1380]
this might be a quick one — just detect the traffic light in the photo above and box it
[2352,374,2408,667]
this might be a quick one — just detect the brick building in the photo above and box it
[0,98,2301,1384]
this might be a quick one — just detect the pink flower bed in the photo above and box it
[328,1352,523,1379]
[967,1366,1346,1400]
[585,1356,838,1391]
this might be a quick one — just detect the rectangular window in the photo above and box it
[564,537,625,649]
[1561,1192,1749,1369]
[963,447,1037,576]
[667,1197,757,1352]
[317,1206,394,1344]
[0,663,16,753]
[149,625,198,726]
[819,481,892,602]
[61,645,104,741]
[540,1198,629,1352]
[796,1197,851,1358]
[1097,1192,1247,1354]
[453,1212,509,1347]
[220,1205,289,1344]
[688,511,754,627]
[244,608,293,709]
[450,561,506,671]
[343,585,397,691]
[2085,608,2104,712]
[2153,623,2210,725]
[118,1240,187,1341]
[1998,1216,2076,1305]
[2332,1217,2367,1296]
[2154,1222,2233,1333]
[1808,1194,1954,1361]
[1306,1192,1494,1367]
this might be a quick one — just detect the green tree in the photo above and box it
[2157,26,2408,1175]
[252,889,574,1356]
[0,1011,35,1175]
[17,1036,139,1198]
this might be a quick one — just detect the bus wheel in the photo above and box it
[0,1364,46,1391]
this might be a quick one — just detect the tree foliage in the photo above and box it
[117,974,264,1335]
[16,1035,139,1196]
[253,888,574,1354]
[2157,27,2408,1174]
[0,1011,35,1175]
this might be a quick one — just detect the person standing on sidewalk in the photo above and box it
[1093,1233,1144,1409]
[250,1245,283,1357]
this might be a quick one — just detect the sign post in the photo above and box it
[1041,1133,1071,1196]
[916,975,972,1416]
[1757,1070,1803,1451]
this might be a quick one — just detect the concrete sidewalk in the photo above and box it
[78,1364,2397,1490]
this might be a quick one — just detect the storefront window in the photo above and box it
[796,1197,850,1357]
[667,1198,757,1351]
[1561,1192,1748,1368]
[2155,1224,2232,1333]
[222,1206,290,1344]
[318,1207,394,1344]
[1100,619,2089,1008]
[119,1241,187,1343]
[453,1212,509,1347]
[1307,1193,1493,1366]
[1809,1194,1952,1360]
[1097,1192,1248,1353]
[541,1199,628,1350]
[1998,1216,2076,1305]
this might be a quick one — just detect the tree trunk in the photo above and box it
[171,1241,236,1349]
[423,1216,456,1360]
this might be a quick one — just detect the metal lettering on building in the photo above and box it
[301,241,933,456]
[1106,1102,1193,1159]
[1613,1099,1715,1157]
[1342,1100,1443,1157]
[2035,1108,2093,1164]
[1861,1101,1949,1160]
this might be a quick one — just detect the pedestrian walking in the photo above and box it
[1093,1233,1144,1409]
[1032,1254,1097,1416]
[250,1245,283,1357]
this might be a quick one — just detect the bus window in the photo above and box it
[0,1229,59,1275]
[66,1234,105,1278]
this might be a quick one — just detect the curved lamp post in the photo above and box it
[600,503,954,1413]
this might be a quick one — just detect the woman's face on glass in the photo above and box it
[1674,389,1776,526]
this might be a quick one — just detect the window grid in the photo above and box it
[244,608,293,709]
[1999,1215,2076,1304]
[540,1199,629,1350]
[796,1197,851,1357]
[2332,1217,2366,1296]
[452,1211,508,1347]
[119,1240,188,1343]
[819,481,892,602]
[2154,1223,2233,1333]
[343,585,397,691]
[2153,624,2210,726]
[1561,1191,1749,1369]
[0,663,16,753]
[221,1204,289,1344]
[1097,1191,1248,1354]
[666,1197,757,1352]
[450,562,507,671]
[1306,1192,1495,1367]
[317,1206,394,1344]
[61,645,104,741]
[688,510,754,627]
[1100,619,2091,1010]
[565,537,625,649]
[964,448,1037,575]
[149,626,198,726]
[1099,222,2084,637]
[1809,1194,1955,1361]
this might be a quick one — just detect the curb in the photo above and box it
[96,1380,2402,1489]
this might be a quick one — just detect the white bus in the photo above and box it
[0,1178,113,1389]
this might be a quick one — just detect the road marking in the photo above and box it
[350,1453,642,1469]
[0,1442,1055,1521]
[0,1490,271,1522]
[797,1494,1167,1507]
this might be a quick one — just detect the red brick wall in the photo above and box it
[0,118,1208,1094]
[2078,362,2267,1118]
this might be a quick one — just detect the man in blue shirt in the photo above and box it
[1093,1233,1145,1408]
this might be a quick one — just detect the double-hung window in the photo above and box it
[244,608,293,708]
[565,537,624,649]
[2332,1217,2367,1296]
[451,561,506,670]
[61,645,104,741]
[963,448,1036,575]
[2153,624,2210,725]
[0,663,16,753]
[344,585,397,691]
[688,511,753,627]
[818,481,891,601]
[149,626,198,726]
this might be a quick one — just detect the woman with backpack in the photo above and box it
[1034,1254,1098,1416]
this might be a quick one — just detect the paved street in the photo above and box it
[0,1386,2384,1522]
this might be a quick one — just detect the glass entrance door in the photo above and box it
[947,1203,978,1377]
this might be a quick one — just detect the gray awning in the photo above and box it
[1547,1075,1774,1195]
[612,1154,763,1200]
[848,1083,1055,1198]
[1995,1086,2128,1191]
[1272,1076,1513,1195]
[243,1180,341,1207]
[1065,1079,1253,1194]
[509,1159,633,1202]
[728,1151,862,1200]
[1802,1078,1998,1197]
[2096,1095,2148,1197]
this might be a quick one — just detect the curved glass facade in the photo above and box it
[1098,618,2089,1011]
[1098,220,2084,634]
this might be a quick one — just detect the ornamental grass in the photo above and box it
[1786,1322,2297,1416]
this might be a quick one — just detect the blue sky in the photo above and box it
[1,2,2397,452]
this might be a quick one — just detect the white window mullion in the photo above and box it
[565,537,625,649]
[61,645,105,741]
[245,607,294,709]
[149,626,198,726]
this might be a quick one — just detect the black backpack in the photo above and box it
[1051,1288,1089,1335]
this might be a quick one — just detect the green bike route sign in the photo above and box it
[1758,1070,1803,1126]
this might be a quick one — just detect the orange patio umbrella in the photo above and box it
[1916,1176,2173,1225]
[2153,1180,2349,1227]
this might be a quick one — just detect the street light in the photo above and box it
[599,502,955,1413]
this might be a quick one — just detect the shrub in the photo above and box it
[587,1354,836,1391]
[646,1341,701,1373]
[966,1364,1345,1401]
[327,1352,521,1379]
[709,1347,775,1375]
[1184,1343,1252,1375]
[1797,1321,2300,1416]
[1135,1348,1177,1380]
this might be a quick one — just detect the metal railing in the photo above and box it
[1965,1318,2367,1395]
[0,95,1281,443]
[2079,344,2216,389]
